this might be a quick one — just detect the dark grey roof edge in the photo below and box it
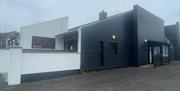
[165,22,180,27]
[56,10,132,37]
[134,5,164,22]
[56,29,78,37]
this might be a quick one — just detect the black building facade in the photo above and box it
[58,5,171,71]
[78,5,170,70]
[165,22,180,60]
[132,6,169,66]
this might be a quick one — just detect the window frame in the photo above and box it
[109,42,118,55]
[162,45,169,57]
[32,36,55,49]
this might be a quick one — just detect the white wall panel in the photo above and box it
[8,48,22,85]
[22,52,80,74]
[20,17,68,49]
[0,49,10,74]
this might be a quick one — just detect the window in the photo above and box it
[153,46,160,56]
[32,36,55,49]
[64,39,77,52]
[109,42,118,55]
[163,46,169,57]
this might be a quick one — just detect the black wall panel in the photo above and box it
[165,23,180,60]
[79,5,169,70]
[80,11,134,70]
[134,5,167,65]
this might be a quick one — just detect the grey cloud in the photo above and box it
[0,0,179,32]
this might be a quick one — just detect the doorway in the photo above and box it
[153,46,162,65]
[100,41,104,66]
[148,46,162,66]
[147,41,170,67]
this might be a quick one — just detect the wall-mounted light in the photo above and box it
[112,35,116,40]
[144,39,147,43]
[166,39,170,43]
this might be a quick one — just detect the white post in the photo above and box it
[78,28,82,53]
[8,47,22,85]
[0,49,2,73]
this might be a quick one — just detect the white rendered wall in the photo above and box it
[0,49,10,82]
[20,17,68,49]
[0,49,80,85]
[8,48,22,85]
[21,52,80,74]
[0,48,22,85]
[0,49,10,74]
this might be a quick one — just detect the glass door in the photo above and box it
[153,46,162,66]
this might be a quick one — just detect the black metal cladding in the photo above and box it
[165,23,180,60]
[79,5,169,70]
[80,11,133,70]
[134,5,167,66]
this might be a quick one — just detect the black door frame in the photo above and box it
[100,41,104,66]
[148,45,162,67]
[147,41,171,67]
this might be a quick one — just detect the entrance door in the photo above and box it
[100,41,104,66]
[153,46,162,65]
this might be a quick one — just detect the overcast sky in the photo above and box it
[0,0,180,32]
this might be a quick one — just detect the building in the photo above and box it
[165,22,180,60]
[0,17,79,85]
[20,17,68,49]
[57,5,170,71]
[0,31,20,48]
[0,5,171,85]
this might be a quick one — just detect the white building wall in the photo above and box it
[20,17,68,49]
[8,48,22,85]
[0,49,10,74]
[0,17,83,86]
[1,48,80,85]
[0,48,22,85]
[21,52,80,74]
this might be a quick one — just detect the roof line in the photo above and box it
[56,10,132,37]
[68,10,132,31]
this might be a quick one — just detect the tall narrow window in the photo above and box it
[163,46,168,57]
[109,42,118,55]
[153,46,160,56]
